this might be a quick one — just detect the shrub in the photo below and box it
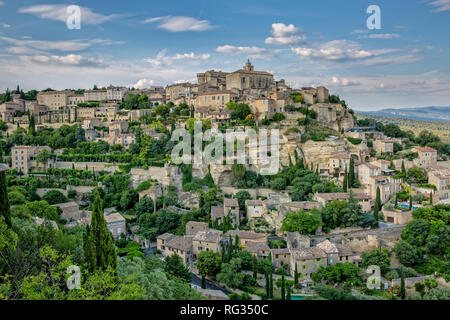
[347,137,362,145]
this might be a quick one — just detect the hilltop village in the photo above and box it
[0,61,449,300]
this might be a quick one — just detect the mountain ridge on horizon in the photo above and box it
[356,106,450,122]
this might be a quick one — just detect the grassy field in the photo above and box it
[356,113,450,143]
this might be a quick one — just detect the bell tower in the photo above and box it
[243,59,254,71]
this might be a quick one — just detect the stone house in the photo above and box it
[412,147,438,169]
[84,90,107,102]
[290,247,327,279]
[192,229,223,259]
[245,199,267,222]
[52,201,80,222]
[271,248,291,270]
[11,145,52,174]
[374,140,395,154]
[194,91,237,108]
[428,166,450,200]
[157,233,194,266]
[186,221,209,236]
[244,242,271,258]
[328,153,351,175]
[108,121,129,133]
[382,209,414,225]
[225,230,268,247]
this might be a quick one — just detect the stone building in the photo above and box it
[84,90,107,102]
[194,91,237,108]
[10,145,52,174]
[192,229,223,259]
[428,166,450,201]
[165,83,193,104]
[412,147,438,169]
[186,221,209,236]
[37,90,73,110]
[374,140,395,155]
[225,60,274,91]
[245,199,267,223]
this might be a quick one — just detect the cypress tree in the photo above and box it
[376,186,382,210]
[287,285,291,300]
[265,272,270,297]
[343,166,348,192]
[294,263,299,285]
[348,158,355,188]
[84,188,117,272]
[430,191,433,205]
[269,272,274,299]
[281,273,285,300]
[409,192,413,211]
[394,195,398,208]
[0,169,11,228]
[201,273,206,289]
[252,255,257,279]
[400,272,406,300]
[29,114,36,136]
[401,160,406,174]
[373,200,379,221]
[299,158,304,169]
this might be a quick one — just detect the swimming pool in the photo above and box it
[399,203,418,210]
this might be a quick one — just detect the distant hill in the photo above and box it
[358,106,450,122]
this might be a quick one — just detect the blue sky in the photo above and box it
[0,0,449,110]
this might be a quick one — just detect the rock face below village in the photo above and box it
[192,135,371,186]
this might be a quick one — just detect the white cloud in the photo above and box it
[291,40,373,62]
[2,24,10,28]
[18,4,120,25]
[265,23,306,45]
[20,54,105,68]
[428,0,450,12]
[0,1,4,6]
[358,33,400,39]
[216,45,275,59]
[351,29,369,34]
[130,78,155,89]
[143,16,214,32]
[0,36,124,53]
[145,49,211,67]
[331,76,359,87]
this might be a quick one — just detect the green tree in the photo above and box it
[343,166,348,192]
[399,272,406,300]
[42,190,68,205]
[376,186,382,211]
[294,263,299,285]
[348,158,355,188]
[281,273,285,300]
[360,249,390,272]
[1,162,12,228]
[196,250,222,277]
[407,166,427,184]
[252,255,257,279]
[164,254,191,282]
[393,240,421,266]
[281,210,321,235]
[29,114,36,136]
[84,188,117,272]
